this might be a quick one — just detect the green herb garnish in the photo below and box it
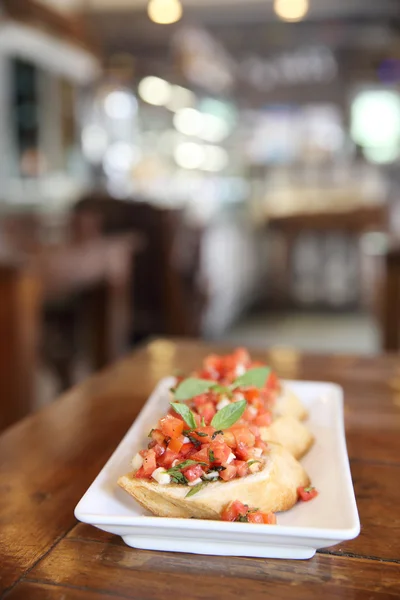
[247,460,262,467]
[195,431,208,438]
[168,470,188,485]
[209,449,215,462]
[170,402,197,429]
[174,378,216,401]
[201,417,206,427]
[211,400,247,430]
[236,515,249,523]
[231,367,271,390]
[211,430,223,440]
[148,428,155,437]
[169,460,208,470]
[186,481,208,497]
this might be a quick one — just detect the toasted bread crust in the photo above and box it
[273,387,308,421]
[118,443,310,519]
[259,416,314,459]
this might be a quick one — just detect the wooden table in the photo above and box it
[1,339,400,599]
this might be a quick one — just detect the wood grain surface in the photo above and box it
[1,339,400,599]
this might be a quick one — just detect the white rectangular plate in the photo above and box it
[75,378,360,560]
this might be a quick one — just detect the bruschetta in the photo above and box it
[118,442,310,520]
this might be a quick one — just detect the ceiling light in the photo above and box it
[173,108,203,136]
[138,76,172,106]
[167,85,196,112]
[174,142,205,169]
[148,0,182,25]
[202,146,229,172]
[274,0,309,22]
[104,91,137,120]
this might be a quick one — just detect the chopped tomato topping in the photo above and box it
[262,512,277,524]
[234,442,251,461]
[247,511,264,524]
[243,388,260,403]
[253,412,272,428]
[210,441,231,464]
[233,460,249,477]
[221,430,236,448]
[190,446,211,465]
[230,427,256,448]
[150,428,166,445]
[159,415,184,439]
[179,442,196,457]
[183,464,204,482]
[134,466,150,479]
[196,402,217,425]
[297,486,319,502]
[153,443,166,457]
[221,500,248,521]
[142,449,157,476]
[168,436,185,454]
[157,448,179,468]
[190,426,216,444]
[219,464,237,481]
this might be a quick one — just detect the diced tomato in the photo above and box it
[219,464,237,481]
[157,448,179,468]
[196,402,217,425]
[266,371,280,391]
[297,486,319,502]
[247,511,264,524]
[233,460,249,477]
[221,500,248,521]
[242,407,257,422]
[190,445,211,465]
[204,354,224,377]
[210,441,231,464]
[255,439,268,452]
[235,442,251,461]
[159,414,184,439]
[243,388,260,403]
[263,512,277,524]
[196,369,215,380]
[233,347,251,367]
[192,393,209,408]
[190,426,216,444]
[168,436,185,454]
[222,430,236,448]
[150,428,165,445]
[134,466,150,479]
[153,443,166,457]
[230,427,256,448]
[183,464,204,482]
[253,412,272,428]
[142,449,157,476]
[248,424,260,438]
[179,442,196,457]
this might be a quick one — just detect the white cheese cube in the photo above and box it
[182,436,190,444]
[251,447,263,458]
[226,452,236,464]
[151,467,171,485]
[235,364,246,377]
[217,397,231,411]
[204,471,219,480]
[131,453,143,471]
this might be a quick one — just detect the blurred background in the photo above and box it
[1,0,400,430]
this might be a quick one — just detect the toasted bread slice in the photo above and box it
[118,442,310,520]
[272,387,308,421]
[259,416,314,460]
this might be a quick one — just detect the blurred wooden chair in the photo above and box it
[74,193,207,340]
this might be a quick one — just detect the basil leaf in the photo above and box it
[212,430,223,440]
[168,470,188,485]
[231,367,271,390]
[195,431,208,437]
[247,460,261,467]
[211,399,247,430]
[201,417,206,427]
[186,481,208,498]
[212,384,232,398]
[209,449,215,462]
[170,402,197,429]
[187,435,201,449]
[174,378,216,401]
[214,466,226,472]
